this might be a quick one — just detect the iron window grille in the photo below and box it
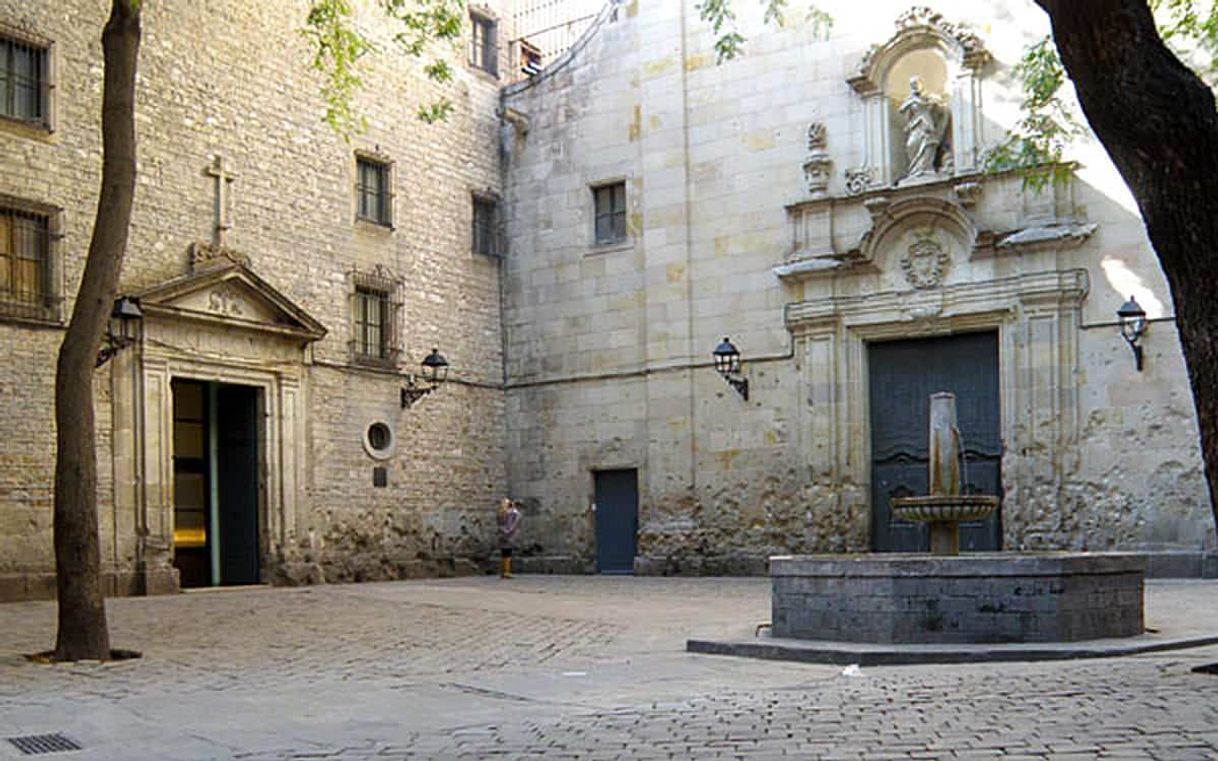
[593,182,627,245]
[469,12,498,76]
[0,34,49,128]
[472,196,499,257]
[350,267,402,366]
[355,156,392,227]
[0,204,58,322]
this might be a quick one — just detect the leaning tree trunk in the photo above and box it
[1037,0,1218,535]
[53,0,141,662]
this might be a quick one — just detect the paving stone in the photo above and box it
[2,578,1218,760]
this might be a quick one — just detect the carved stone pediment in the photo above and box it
[849,6,990,95]
[135,260,327,342]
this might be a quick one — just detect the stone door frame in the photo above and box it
[787,269,1089,550]
[112,346,307,592]
[108,261,324,594]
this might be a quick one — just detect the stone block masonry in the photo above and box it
[771,553,1146,644]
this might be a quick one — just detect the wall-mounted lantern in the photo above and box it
[95,296,143,368]
[401,347,450,408]
[712,336,749,401]
[1117,295,1147,372]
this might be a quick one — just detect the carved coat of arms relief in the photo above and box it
[899,228,951,289]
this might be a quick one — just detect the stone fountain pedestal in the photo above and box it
[769,392,1145,646]
[770,552,1145,644]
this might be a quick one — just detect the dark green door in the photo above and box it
[594,469,638,574]
[171,380,261,587]
[868,332,1002,552]
[216,384,261,585]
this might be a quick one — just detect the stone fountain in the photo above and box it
[890,392,998,556]
[765,391,1146,645]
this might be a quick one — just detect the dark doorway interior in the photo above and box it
[171,379,262,588]
[594,469,638,574]
[868,331,1002,553]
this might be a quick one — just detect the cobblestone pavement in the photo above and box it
[2,577,1218,760]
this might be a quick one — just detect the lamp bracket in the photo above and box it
[400,382,435,409]
[95,334,136,368]
[725,376,749,401]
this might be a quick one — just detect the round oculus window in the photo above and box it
[362,421,396,460]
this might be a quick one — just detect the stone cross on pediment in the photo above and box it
[205,155,239,248]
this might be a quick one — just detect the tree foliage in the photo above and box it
[983,1,1218,186]
[304,0,464,135]
[697,0,831,63]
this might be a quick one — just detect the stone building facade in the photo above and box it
[0,0,1213,601]
[0,0,514,599]
[498,0,1215,575]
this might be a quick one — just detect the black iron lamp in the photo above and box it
[95,296,143,368]
[401,347,450,408]
[712,336,749,401]
[1117,295,1147,371]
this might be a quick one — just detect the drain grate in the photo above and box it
[6,734,83,755]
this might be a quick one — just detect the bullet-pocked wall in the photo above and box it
[500,0,1214,574]
[0,0,513,599]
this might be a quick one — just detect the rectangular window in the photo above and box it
[0,35,48,127]
[593,182,627,245]
[356,156,391,226]
[354,287,390,361]
[469,13,497,76]
[0,206,49,316]
[520,40,542,77]
[472,196,498,256]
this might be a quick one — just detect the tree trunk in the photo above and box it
[53,0,141,662]
[1037,0,1218,536]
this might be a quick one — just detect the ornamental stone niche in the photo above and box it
[846,7,990,190]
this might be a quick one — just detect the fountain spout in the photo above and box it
[928,392,960,497]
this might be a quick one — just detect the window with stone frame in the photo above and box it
[592,181,627,245]
[355,154,392,227]
[350,267,402,366]
[0,200,58,322]
[0,31,50,129]
[472,194,499,257]
[469,11,497,76]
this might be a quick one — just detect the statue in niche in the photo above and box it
[899,76,951,179]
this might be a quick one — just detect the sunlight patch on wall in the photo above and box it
[1101,256,1166,319]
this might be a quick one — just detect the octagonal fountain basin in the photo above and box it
[770,552,1146,644]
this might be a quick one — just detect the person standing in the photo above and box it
[497,497,522,579]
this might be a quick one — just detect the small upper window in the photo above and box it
[355,156,392,227]
[593,182,627,245]
[469,12,497,76]
[0,34,49,128]
[520,40,542,78]
[0,205,52,320]
[472,196,498,256]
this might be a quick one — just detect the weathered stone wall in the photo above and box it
[0,0,511,598]
[501,0,1214,573]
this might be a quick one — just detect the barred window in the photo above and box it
[350,267,402,366]
[0,206,50,317]
[355,156,391,226]
[0,35,49,127]
[469,13,497,76]
[354,288,389,360]
[472,196,498,256]
[593,182,627,245]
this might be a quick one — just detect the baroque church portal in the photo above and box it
[0,0,1213,600]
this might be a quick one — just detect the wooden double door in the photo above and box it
[868,332,1002,553]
